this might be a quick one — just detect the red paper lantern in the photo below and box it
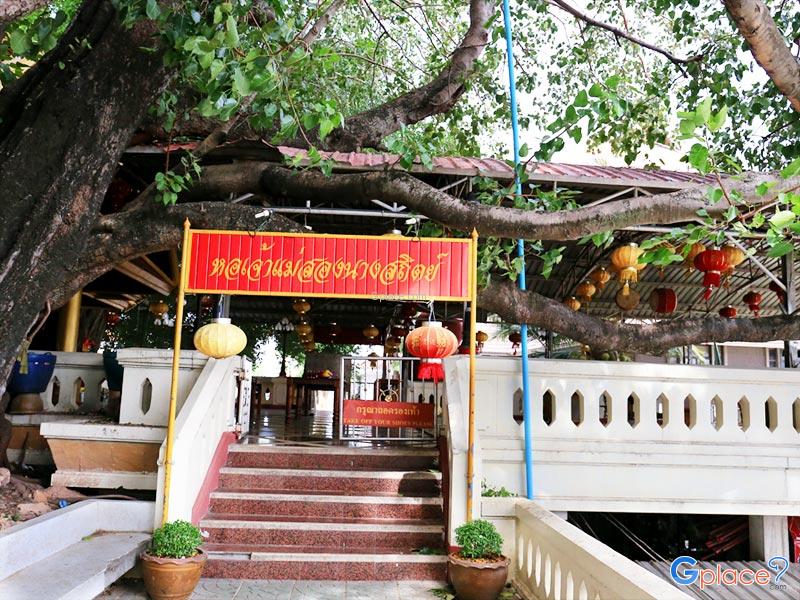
[743,291,762,317]
[769,281,786,304]
[719,305,737,319]
[405,322,459,382]
[648,288,677,314]
[694,249,728,300]
[105,311,121,326]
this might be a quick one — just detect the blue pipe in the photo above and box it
[501,0,534,499]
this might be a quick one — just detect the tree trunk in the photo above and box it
[0,0,170,397]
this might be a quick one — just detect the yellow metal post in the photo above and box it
[57,292,82,352]
[466,229,478,521]
[161,219,191,525]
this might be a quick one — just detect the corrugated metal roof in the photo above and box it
[124,141,712,189]
[277,146,712,189]
[639,560,800,600]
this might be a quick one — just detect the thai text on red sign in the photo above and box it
[185,230,471,300]
[342,400,435,429]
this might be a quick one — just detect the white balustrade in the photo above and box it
[41,352,105,412]
[154,356,248,525]
[116,348,207,426]
[513,501,691,600]
[443,356,800,534]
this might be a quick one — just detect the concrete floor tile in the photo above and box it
[234,580,296,600]
[396,581,449,598]
[290,580,346,599]
[190,578,242,599]
[345,581,399,600]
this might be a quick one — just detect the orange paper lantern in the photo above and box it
[405,322,459,382]
[563,296,581,311]
[590,267,611,290]
[610,243,645,295]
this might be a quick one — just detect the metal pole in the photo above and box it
[782,253,795,367]
[466,229,479,521]
[162,219,191,525]
[501,0,534,499]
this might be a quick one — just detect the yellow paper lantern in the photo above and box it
[590,266,611,290]
[363,324,380,340]
[292,298,311,315]
[475,331,489,343]
[721,243,746,274]
[680,242,706,271]
[296,321,313,336]
[563,296,581,311]
[576,280,596,303]
[149,300,169,317]
[193,318,247,358]
[610,243,645,296]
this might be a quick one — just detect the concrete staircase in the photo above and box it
[201,445,447,580]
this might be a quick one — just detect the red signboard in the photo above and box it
[342,400,435,429]
[185,230,471,301]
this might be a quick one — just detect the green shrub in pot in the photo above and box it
[448,519,509,600]
[140,520,206,600]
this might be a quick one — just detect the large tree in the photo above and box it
[1,0,800,400]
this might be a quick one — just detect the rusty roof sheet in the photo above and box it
[277,146,713,189]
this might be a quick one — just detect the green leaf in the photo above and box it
[770,210,796,229]
[767,240,794,258]
[605,74,621,90]
[707,105,727,132]
[232,68,250,96]
[780,157,800,179]
[225,16,240,47]
[145,0,160,20]
[518,143,529,157]
[706,187,724,204]
[687,143,709,174]
[588,83,604,98]
[756,181,777,196]
[696,97,712,125]
[9,30,30,55]
[574,90,589,107]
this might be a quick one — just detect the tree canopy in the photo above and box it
[1,0,800,397]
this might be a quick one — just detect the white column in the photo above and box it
[749,515,789,559]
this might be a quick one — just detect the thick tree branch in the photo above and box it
[480,280,800,354]
[724,0,800,112]
[301,0,345,46]
[248,163,788,241]
[547,0,700,67]
[319,0,493,150]
[0,0,50,23]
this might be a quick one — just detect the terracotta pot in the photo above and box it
[140,550,206,600]
[448,553,509,600]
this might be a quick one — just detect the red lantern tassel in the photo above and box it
[703,271,722,301]
[417,359,445,383]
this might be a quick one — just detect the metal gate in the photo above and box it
[338,356,444,441]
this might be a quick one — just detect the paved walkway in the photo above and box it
[100,578,449,599]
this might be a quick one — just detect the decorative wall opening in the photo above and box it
[627,393,640,427]
[599,392,611,427]
[683,395,697,429]
[570,391,584,426]
[73,377,85,407]
[711,395,723,430]
[141,378,153,415]
[656,393,669,428]
[513,387,523,425]
[542,390,555,426]
[738,397,750,431]
[765,397,778,432]
[50,377,60,407]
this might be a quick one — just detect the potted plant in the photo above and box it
[7,351,56,413]
[140,520,206,600]
[448,519,509,600]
